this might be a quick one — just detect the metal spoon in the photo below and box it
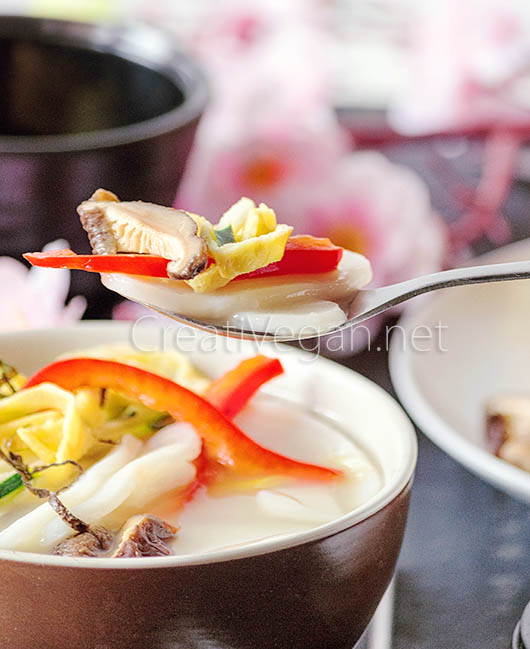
[145,259,530,342]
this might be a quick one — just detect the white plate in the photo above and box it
[389,238,530,503]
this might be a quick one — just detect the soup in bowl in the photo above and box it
[0,322,416,649]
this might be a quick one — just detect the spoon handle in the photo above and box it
[346,260,530,326]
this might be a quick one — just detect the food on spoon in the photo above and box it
[0,345,381,557]
[77,188,208,280]
[24,236,344,281]
[23,250,172,278]
[24,190,372,334]
[486,395,530,471]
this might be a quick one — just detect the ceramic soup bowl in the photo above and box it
[0,323,416,649]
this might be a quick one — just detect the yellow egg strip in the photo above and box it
[185,199,292,293]
[0,384,92,465]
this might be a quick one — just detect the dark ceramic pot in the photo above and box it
[0,323,418,649]
[0,16,207,317]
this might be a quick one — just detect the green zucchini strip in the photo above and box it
[0,473,23,499]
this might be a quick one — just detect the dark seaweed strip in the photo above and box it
[48,493,89,535]
[0,446,91,535]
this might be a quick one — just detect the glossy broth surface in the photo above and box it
[169,394,383,555]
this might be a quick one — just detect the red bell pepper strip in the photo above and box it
[234,235,343,280]
[23,250,170,278]
[23,235,342,280]
[205,355,283,419]
[25,358,340,482]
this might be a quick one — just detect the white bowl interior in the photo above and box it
[390,238,530,503]
[0,322,416,567]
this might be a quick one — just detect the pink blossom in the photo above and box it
[145,1,443,353]
[306,153,447,287]
[388,0,530,255]
[449,128,518,254]
[0,241,86,332]
[306,153,448,355]
[112,300,165,325]
[178,127,346,222]
[176,0,346,220]
[390,0,530,134]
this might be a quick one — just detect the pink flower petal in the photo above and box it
[0,241,85,331]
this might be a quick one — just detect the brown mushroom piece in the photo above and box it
[486,395,530,471]
[77,188,120,255]
[77,188,208,279]
[486,414,508,456]
[113,514,178,558]
[53,526,114,557]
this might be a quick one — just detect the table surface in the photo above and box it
[345,335,529,649]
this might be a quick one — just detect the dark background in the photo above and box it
[348,324,529,649]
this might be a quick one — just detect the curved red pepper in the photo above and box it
[234,236,343,280]
[205,355,283,419]
[23,236,342,280]
[25,358,340,482]
[23,250,169,278]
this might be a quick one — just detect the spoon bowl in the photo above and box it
[139,259,530,342]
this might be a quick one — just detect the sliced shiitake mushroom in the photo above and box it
[53,526,114,557]
[77,189,119,255]
[113,514,178,558]
[486,395,530,471]
[53,514,177,558]
[77,189,208,279]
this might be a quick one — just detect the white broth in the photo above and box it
[0,395,381,556]
[171,395,382,555]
